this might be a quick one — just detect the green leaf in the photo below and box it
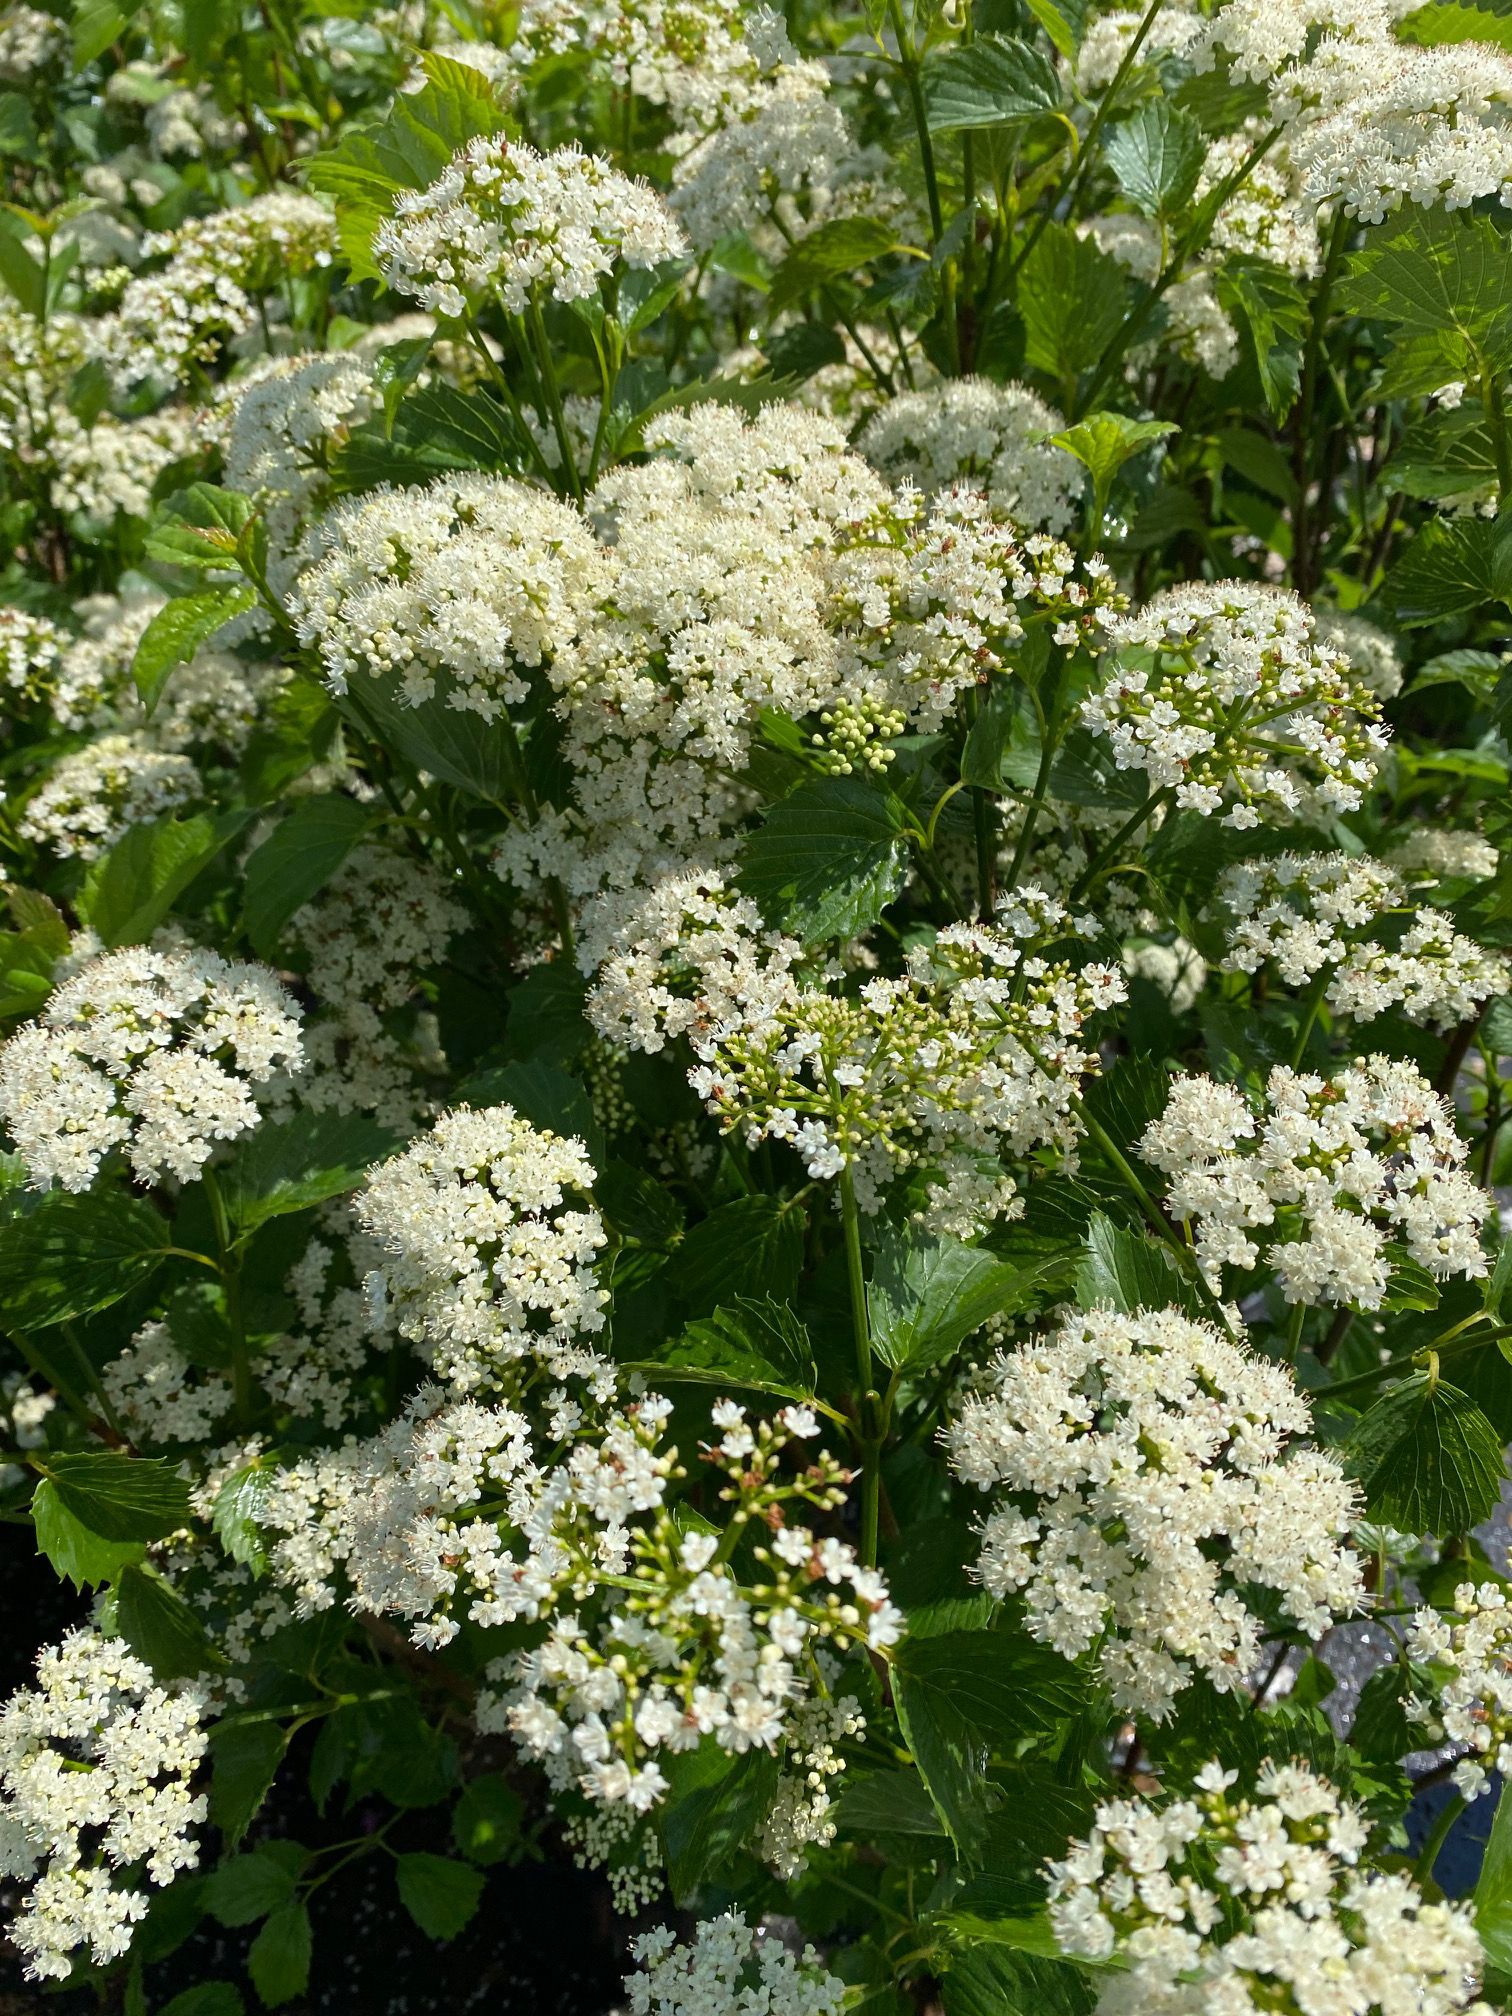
[72,0,147,66]
[1074,1212,1203,1318]
[395,1853,485,1941]
[870,1227,1039,1374]
[1051,413,1175,503]
[457,1056,605,1170]
[0,91,37,159]
[304,52,509,283]
[659,1744,779,1904]
[332,382,529,489]
[942,1949,1095,2016]
[131,587,256,714]
[0,214,43,315]
[597,1159,684,1246]
[160,1987,245,2016]
[32,1478,145,1588]
[1384,512,1512,624]
[836,1769,948,1838]
[343,674,515,801]
[739,776,913,945]
[218,1111,400,1233]
[1476,1780,1512,1973]
[666,1196,807,1312]
[1337,208,1512,373]
[145,485,259,574]
[211,1460,275,1575]
[1104,102,1204,218]
[0,1189,171,1328]
[1397,0,1512,48]
[78,810,251,949]
[45,1449,192,1541]
[452,1776,524,1866]
[241,794,378,958]
[1217,259,1309,418]
[241,680,341,805]
[627,1298,817,1402]
[767,216,902,312]
[1019,223,1129,383]
[117,1565,218,1679]
[1022,0,1089,57]
[248,1900,311,2008]
[1345,1373,1505,1534]
[920,35,1062,131]
[205,1847,303,1929]
[893,1626,1086,1845]
[209,1720,285,1850]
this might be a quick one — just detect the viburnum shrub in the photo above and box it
[3,0,1512,2010]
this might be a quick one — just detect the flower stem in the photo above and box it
[201,1168,253,1427]
[839,1164,882,1569]
[1414,1790,1465,1887]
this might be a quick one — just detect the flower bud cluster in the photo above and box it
[1408,1582,1512,1803]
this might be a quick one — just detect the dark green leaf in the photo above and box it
[395,1853,485,1941]
[452,1776,524,1866]
[1019,224,1129,382]
[1476,1779,1512,1971]
[1104,102,1204,218]
[1384,512,1512,625]
[1338,208,1512,369]
[78,810,251,949]
[1345,1373,1505,1533]
[219,1111,400,1233]
[209,1720,285,1850]
[46,1449,192,1541]
[248,1900,311,2008]
[0,1189,171,1328]
[921,35,1062,131]
[627,1298,817,1401]
[870,1226,1039,1374]
[659,1744,779,1904]
[117,1565,218,1679]
[836,1769,948,1838]
[942,1949,1094,2016]
[739,776,913,944]
[667,1196,807,1312]
[1217,259,1309,418]
[242,794,378,958]
[205,1847,303,1929]
[597,1160,684,1246]
[161,1987,245,2016]
[32,1478,145,1588]
[344,674,515,801]
[768,217,902,312]
[1074,1212,1203,1317]
[241,680,341,805]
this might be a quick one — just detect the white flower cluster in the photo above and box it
[1408,1583,1512,1803]
[1218,852,1502,1032]
[1391,830,1499,883]
[1314,608,1404,701]
[1084,583,1388,826]
[670,59,853,249]
[1087,214,1241,382]
[692,893,1125,1234]
[756,1684,865,1879]
[1196,0,1512,225]
[0,946,304,1191]
[476,1396,899,1808]
[858,377,1085,534]
[19,735,201,862]
[375,137,686,319]
[625,1915,847,2016]
[1139,1061,1491,1307]
[1050,1757,1489,2016]
[0,4,67,80]
[0,1632,211,1982]
[354,1102,610,1393]
[292,472,601,716]
[106,192,338,387]
[292,844,468,1013]
[0,604,63,703]
[945,1306,1362,1718]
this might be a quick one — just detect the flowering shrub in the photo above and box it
[1,0,1511,2011]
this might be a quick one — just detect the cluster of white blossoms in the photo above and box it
[1083,583,1388,826]
[48,405,199,527]
[1197,127,1322,278]
[857,378,1084,534]
[1314,607,1405,702]
[1217,852,1502,1031]
[1050,1758,1490,2016]
[292,472,601,716]
[625,1914,846,2016]
[692,894,1125,1234]
[0,946,304,1191]
[0,605,62,703]
[19,736,200,862]
[476,1396,899,1809]
[374,137,687,319]
[355,1102,610,1394]
[0,4,67,80]
[1194,0,1512,226]
[1407,1583,1512,1803]
[105,191,338,387]
[669,58,854,249]
[1391,830,1500,883]
[102,1319,234,1445]
[221,350,379,596]
[945,1307,1362,1719]
[0,1632,212,1983]
[1139,1061,1491,1307]
[1086,215,1241,383]
[756,1683,865,1879]
[292,844,468,1014]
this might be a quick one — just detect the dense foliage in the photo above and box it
[2,0,1512,2010]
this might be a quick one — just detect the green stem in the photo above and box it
[1289,965,1332,1069]
[887,0,944,246]
[1005,704,1059,891]
[1066,785,1174,904]
[201,1169,253,1428]
[1291,208,1351,598]
[1317,1319,1512,1403]
[1482,361,1512,504]
[1414,1791,1465,1887]
[528,299,584,503]
[1284,1301,1306,1365]
[963,689,997,919]
[839,1165,881,1570]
